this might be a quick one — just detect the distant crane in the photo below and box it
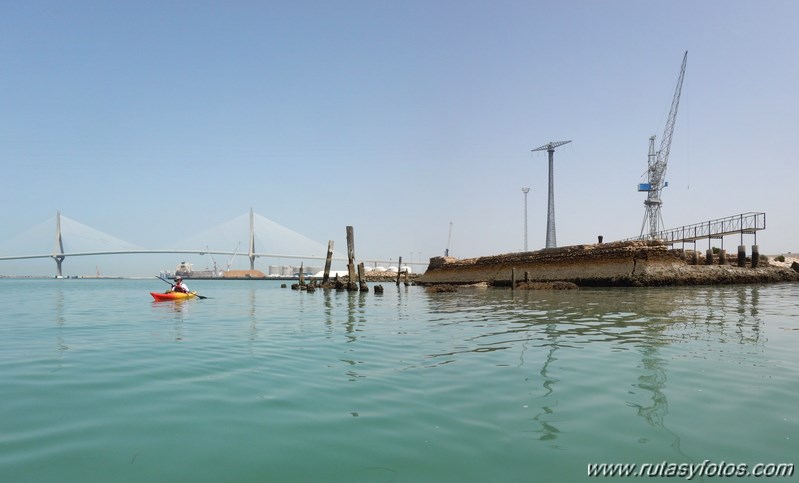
[445,222,453,257]
[532,140,572,248]
[226,241,241,271]
[639,51,688,238]
[521,187,530,251]
[206,245,221,276]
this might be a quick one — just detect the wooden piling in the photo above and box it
[396,257,402,286]
[511,267,516,290]
[299,262,305,285]
[346,226,356,283]
[323,240,334,283]
[359,262,368,292]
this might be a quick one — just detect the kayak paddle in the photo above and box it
[156,275,209,299]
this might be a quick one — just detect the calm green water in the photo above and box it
[0,279,797,482]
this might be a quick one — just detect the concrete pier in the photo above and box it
[416,241,799,287]
[738,245,746,268]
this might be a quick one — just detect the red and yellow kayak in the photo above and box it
[150,291,197,301]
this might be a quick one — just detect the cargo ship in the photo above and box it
[168,261,267,280]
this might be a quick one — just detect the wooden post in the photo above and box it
[511,267,516,290]
[396,257,402,286]
[358,262,368,291]
[323,240,334,283]
[346,226,356,283]
[299,262,305,285]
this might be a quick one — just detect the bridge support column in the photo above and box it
[705,250,713,265]
[751,245,759,268]
[718,249,727,265]
[54,256,65,278]
[737,245,746,267]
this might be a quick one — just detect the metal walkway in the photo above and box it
[624,212,765,249]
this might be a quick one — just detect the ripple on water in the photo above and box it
[1,280,798,481]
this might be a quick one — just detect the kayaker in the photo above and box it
[172,276,190,293]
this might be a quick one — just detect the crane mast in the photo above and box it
[640,51,687,238]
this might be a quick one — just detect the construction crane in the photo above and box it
[532,140,571,248]
[639,51,688,239]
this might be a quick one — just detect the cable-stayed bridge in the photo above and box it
[0,210,414,277]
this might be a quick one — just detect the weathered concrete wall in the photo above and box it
[417,241,799,287]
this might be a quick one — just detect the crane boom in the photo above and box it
[640,51,687,238]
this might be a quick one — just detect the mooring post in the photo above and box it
[346,226,356,283]
[299,262,305,286]
[737,245,746,268]
[358,262,368,291]
[751,244,760,268]
[396,257,402,286]
[511,267,516,290]
[323,240,334,283]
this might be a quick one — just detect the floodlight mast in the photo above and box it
[640,51,688,238]
[532,140,572,248]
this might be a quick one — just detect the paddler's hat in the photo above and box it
[175,276,183,281]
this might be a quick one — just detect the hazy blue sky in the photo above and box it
[2,0,797,276]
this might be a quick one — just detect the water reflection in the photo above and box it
[531,322,562,444]
[54,288,68,366]
[422,285,766,451]
[248,288,258,343]
[663,286,763,347]
[150,299,189,341]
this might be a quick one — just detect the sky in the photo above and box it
[1,0,798,277]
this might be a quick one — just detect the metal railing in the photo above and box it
[624,212,765,248]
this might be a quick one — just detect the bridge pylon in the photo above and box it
[52,210,66,277]
[248,208,256,270]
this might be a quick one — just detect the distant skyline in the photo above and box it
[2,0,798,276]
